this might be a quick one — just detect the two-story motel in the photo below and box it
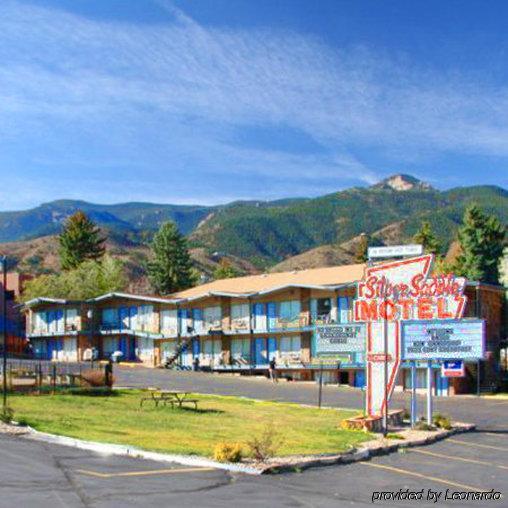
[23,263,506,393]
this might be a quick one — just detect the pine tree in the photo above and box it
[59,211,106,270]
[213,259,240,280]
[355,233,369,263]
[147,221,196,295]
[454,205,506,284]
[413,221,441,255]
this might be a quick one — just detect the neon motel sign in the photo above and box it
[353,254,467,417]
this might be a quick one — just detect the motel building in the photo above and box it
[22,263,506,395]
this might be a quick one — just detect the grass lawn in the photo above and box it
[9,390,370,457]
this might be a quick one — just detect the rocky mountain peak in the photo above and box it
[374,174,432,191]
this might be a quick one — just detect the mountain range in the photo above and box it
[1,175,506,283]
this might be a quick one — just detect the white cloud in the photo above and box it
[0,0,506,209]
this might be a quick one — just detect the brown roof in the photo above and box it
[173,263,366,299]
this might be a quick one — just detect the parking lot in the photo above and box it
[1,367,506,507]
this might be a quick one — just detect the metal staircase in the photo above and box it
[163,335,194,369]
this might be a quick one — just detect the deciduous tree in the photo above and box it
[213,259,240,280]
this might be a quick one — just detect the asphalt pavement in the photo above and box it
[0,367,506,507]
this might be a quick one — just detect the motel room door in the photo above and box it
[47,338,63,361]
[354,370,365,388]
[119,307,130,331]
[119,336,136,361]
[267,338,277,361]
[254,338,268,365]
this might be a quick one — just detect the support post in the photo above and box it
[476,359,481,396]
[426,360,433,425]
[52,363,57,395]
[382,296,388,435]
[1,256,7,410]
[318,360,323,409]
[410,361,417,428]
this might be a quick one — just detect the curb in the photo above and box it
[21,428,262,475]
[12,422,475,476]
[258,423,476,474]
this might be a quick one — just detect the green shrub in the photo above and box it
[386,433,405,440]
[0,406,14,424]
[414,421,433,431]
[247,424,283,461]
[433,413,452,430]
[213,442,243,463]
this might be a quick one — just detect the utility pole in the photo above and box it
[2,256,7,410]
[318,360,324,408]
[382,293,388,436]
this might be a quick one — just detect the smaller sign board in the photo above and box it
[367,353,392,363]
[441,360,465,378]
[402,319,485,361]
[368,244,423,259]
[314,324,365,355]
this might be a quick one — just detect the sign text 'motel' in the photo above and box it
[353,254,469,417]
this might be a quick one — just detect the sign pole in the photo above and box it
[476,359,481,396]
[382,296,388,435]
[410,360,417,428]
[426,360,433,425]
[318,360,323,409]
[2,256,7,411]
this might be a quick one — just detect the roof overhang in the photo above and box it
[88,292,181,305]
[21,297,83,309]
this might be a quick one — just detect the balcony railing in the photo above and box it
[312,313,334,325]
[230,318,250,332]
[29,324,80,336]
[270,315,309,330]
[204,319,222,332]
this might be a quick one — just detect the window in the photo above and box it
[161,309,178,335]
[317,298,331,316]
[137,305,154,331]
[279,335,301,361]
[276,300,301,328]
[65,308,78,330]
[231,303,250,330]
[231,338,250,362]
[279,300,301,320]
[137,337,152,358]
[160,340,177,361]
[102,308,119,328]
[103,337,118,357]
[62,338,77,362]
[201,339,222,365]
[33,311,47,333]
[203,306,222,329]
[311,298,332,323]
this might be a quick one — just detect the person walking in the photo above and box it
[269,357,278,383]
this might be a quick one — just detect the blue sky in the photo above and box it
[1,0,507,210]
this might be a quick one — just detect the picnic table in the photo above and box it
[139,387,198,409]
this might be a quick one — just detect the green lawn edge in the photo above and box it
[9,390,371,458]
